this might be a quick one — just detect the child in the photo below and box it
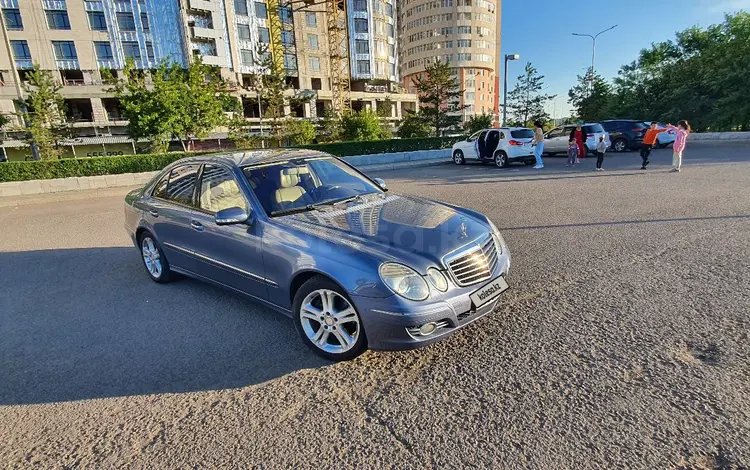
[595,135,607,171]
[566,138,579,166]
[640,122,669,169]
[667,120,691,172]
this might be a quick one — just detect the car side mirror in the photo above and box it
[215,206,251,225]
[373,177,387,191]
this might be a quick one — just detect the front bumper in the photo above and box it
[351,251,511,351]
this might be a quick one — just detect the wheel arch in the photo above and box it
[289,269,348,305]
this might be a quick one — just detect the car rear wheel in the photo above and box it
[293,276,367,361]
[139,232,172,283]
[494,151,508,168]
[453,150,465,165]
[613,138,627,152]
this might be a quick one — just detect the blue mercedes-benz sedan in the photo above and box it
[124,150,511,361]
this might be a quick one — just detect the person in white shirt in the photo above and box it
[532,120,545,169]
[595,135,608,171]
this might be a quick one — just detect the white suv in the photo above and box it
[452,127,536,168]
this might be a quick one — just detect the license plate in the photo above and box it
[469,276,509,307]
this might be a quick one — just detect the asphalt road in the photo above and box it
[1,142,749,468]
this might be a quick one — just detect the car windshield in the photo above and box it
[510,129,534,139]
[584,124,605,133]
[242,156,382,216]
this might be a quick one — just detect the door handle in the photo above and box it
[149,210,159,217]
[190,221,204,232]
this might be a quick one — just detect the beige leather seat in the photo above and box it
[274,167,310,206]
[200,179,245,213]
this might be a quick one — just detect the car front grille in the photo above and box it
[446,236,499,287]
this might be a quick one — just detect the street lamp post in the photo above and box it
[572,25,618,74]
[502,53,519,127]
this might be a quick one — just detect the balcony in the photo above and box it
[0,0,19,8]
[192,26,220,39]
[42,0,67,9]
[119,31,138,41]
[83,0,104,11]
[56,59,81,70]
[14,59,33,69]
[200,55,224,67]
[97,59,118,69]
[113,0,133,12]
[188,0,216,11]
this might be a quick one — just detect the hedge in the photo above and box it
[0,136,462,183]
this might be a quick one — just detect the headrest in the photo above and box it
[282,167,310,176]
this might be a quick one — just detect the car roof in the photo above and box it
[175,148,333,168]
[479,127,531,131]
[602,119,645,123]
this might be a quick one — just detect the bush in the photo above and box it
[299,136,460,157]
[0,136,464,182]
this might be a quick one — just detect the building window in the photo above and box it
[281,30,294,46]
[305,12,316,27]
[357,60,370,74]
[52,41,78,60]
[258,26,270,43]
[117,12,136,31]
[254,2,267,18]
[311,77,322,90]
[237,23,251,40]
[386,23,394,37]
[2,9,23,30]
[146,42,154,59]
[279,6,291,23]
[310,56,320,71]
[283,53,297,69]
[46,10,71,30]
[140,12,149,31]
[240,49,253,65]
[353,0,367,11]
[122,41,141,59]
[94,41,114,59]
[354,18,368,33]
[10,40,31,59]
[308,34,318,49]
[87,11,107,31]
[234,0,248,15]
[355,40,369,54]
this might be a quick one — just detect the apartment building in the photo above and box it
[398,0,501,122]
[0,0,416,156]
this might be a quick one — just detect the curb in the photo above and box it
[0,149,452,198]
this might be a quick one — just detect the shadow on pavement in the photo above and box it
[0,247,328,406]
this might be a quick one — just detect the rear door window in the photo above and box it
[510,129,534,139]
[584,124,604,133]
[165,164,199,206]
[547,127,565,138]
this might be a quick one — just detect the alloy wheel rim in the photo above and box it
[454,152,462,163]
[615,141,625,151]
[300,289,360,354]
[141,237,162,278]
[495,154,506,167]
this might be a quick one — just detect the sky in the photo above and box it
[499,0,750,118]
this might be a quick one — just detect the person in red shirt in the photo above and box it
[639,122,668,169]
[569,122,586,161]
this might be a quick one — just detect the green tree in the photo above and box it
[282,118,315,146]
[506,62,555,125]
[568,68,614,122]
[106,58,232,152]
[316,107,342,143]
[464,113,493,135]
[376,96,395,139]
[397,110,432,138]
[341,109,386,141]
[15,65,70,160]
[413,60,464,136]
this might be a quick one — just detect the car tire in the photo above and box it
[494,151,508,168]
[524,159,535,166]
[452,150,465,165]
[292,276,367,362]
[138,231,172,283]
[612,138,628,152]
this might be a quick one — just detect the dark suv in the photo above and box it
[601,120,648,152]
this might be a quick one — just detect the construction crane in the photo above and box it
[275,0,351,118]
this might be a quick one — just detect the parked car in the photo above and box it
[542,123,609,156]
[452,127,536,168]
[600,119,649,152]
[644,121,676,148]
[124,150,512,361]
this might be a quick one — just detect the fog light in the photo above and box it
[419,322,437,336]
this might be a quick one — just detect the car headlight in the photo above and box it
[426,268,448,292]
[379,263,430,301]
[486,219,505,253]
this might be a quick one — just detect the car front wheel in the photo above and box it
[293,276,367,361]
[139,231,172,283]
[453,150,465,165]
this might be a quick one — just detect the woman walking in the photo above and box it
[569,121,586,160]
[532,120,545,169]
[667,120,691,172]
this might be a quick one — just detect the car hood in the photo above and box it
[275,193,490,270]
